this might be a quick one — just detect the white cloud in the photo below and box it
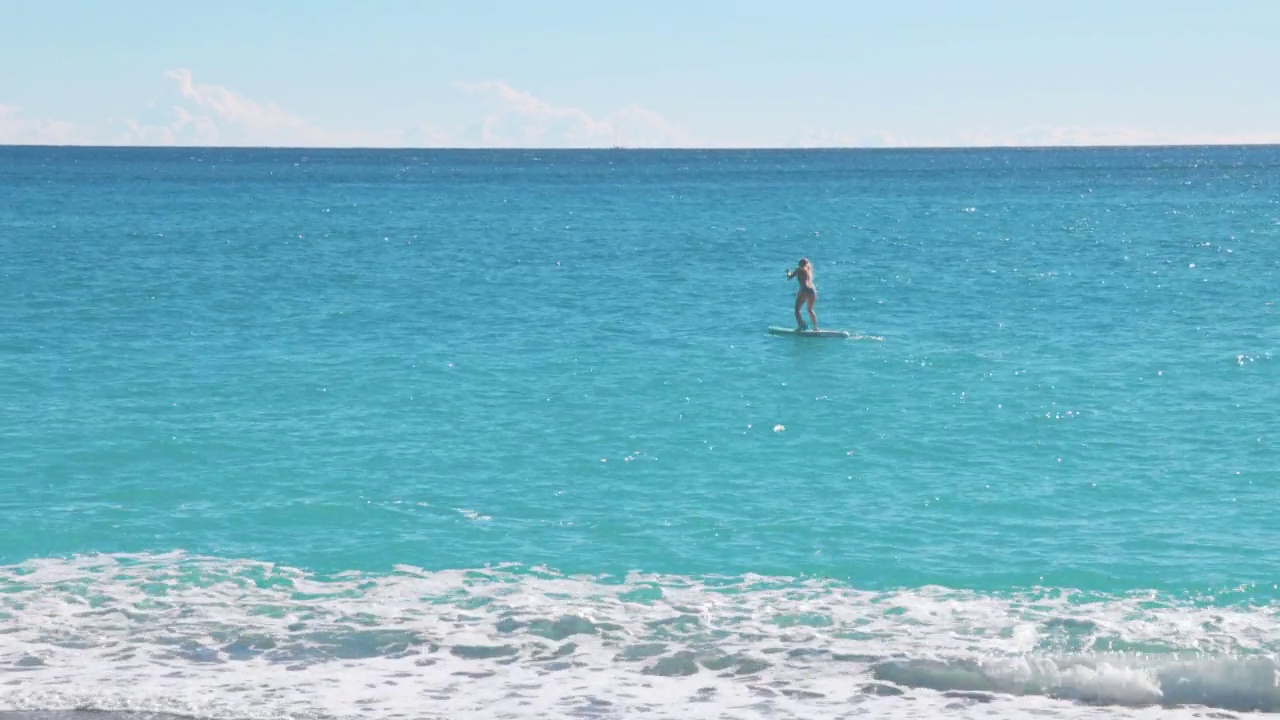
[454,80,693,148]
[112,68,335,147]
[113,104,220,146]
[11,71,1278,150]
[0,104,86,144]
[107,69,450,148]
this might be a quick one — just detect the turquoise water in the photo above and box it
[3,146,1280,718]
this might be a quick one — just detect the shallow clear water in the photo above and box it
[3,146,1280,718]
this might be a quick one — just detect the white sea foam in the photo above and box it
[1,553,1278,719]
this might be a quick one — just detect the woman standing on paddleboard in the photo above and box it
[786,258,819,331]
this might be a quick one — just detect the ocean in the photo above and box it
[2,144,1279,719]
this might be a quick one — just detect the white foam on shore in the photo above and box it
[2,553,1278,719]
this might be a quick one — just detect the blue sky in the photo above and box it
[1,0,1277,148]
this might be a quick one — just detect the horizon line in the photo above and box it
[4,142,1280,152]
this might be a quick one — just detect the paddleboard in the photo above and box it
[768,326,852,338]
[767,326,885,341]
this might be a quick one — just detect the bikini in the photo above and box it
[798,271,816,297]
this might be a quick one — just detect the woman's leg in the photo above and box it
[805,292,818,329]
[794,292,806,329]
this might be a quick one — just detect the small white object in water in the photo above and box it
[773,424,785,432]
